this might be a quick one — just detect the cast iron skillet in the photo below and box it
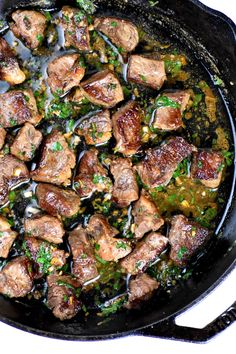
[0,0,236,342]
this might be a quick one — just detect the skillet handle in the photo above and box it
[135,301,236,342]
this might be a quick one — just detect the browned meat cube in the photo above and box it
[0,216,18,258]
[68,225,98,283]
[125,273,159,309]
[23,237,66,276]
[74,149,112,198]
[0,154,29,206]
[24,214,65,244]
[36,183,81,218]
[95,234,132,262]
[76,109,112,145]
[191,150,224,188]
[11,10,47,49]
[0,37,25,85]
[87,214,119,240]
[169,215,210,266]
[132,190,164,239]
[153,91,190,130]
[0,90,41,128]
[127,55,166,90]
[0,128,6,150]
[94,17,139,52]
[47,274,81,321]
[120,232,168,275]
[10,123,42,161]
[87,214,131,262]
[112,101,142,156]
[81,70,124,108]
[47,53,85,94]
[61,6,91,51]
[31,130,76,186]
[0,256,33,297]
[136,136,196,188]
[110,158,139,207]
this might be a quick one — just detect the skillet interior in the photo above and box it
[0,0,235,340]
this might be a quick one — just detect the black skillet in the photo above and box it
[0,0,236,342]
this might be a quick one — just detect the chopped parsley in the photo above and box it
[177,246,188,260]
[155,95,181,110]
[51,142,63,152]
[140,74,147,82]
[76,0,96,14]
[92,174,108,185]
[164,59,182,77]
[116,241,127,250]
[57,280,81,298]
[100,296,127,316]
[36,34,43,43]
[111,21,118,27]
[36,243,52,274]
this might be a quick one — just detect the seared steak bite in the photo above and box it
[0,89,41,128]
[132,190,164,239]
[87,214,119,240]
[169,214,210,266]
[125,273,159,309]
[61,6,91,51]
[36,183,81,218]
[47,274,81,321]
[0,128,6,150]
[0,216,18,258]
[0,37,26,85]
[76,110,112,145]
[31,130,76,186]
[81,69,124,108]
[153,91,190,130]
[68,225,98,283]
[0,256,33,297]
[10,123,42,161]
[24,215,65,244]
[23,237,66,275]
[94,17,139,52]
[11,10,47,49]
[127,55,166,90]
[120,232,168,275]
[47,53,85,94]
[74,149,112,198]
[191,150,224,188]
[112,101,142,156]
[136,136,196,188]
[87,214,131,262]
[0,155,29,206]
[110,158,139,207]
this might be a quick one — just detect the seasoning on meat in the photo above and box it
[94,17,139,52]
[125,273,160,309]
[135,136,196,188]
[68,225,98,283]
[132,190,164,239]
[0,128,6,150]
[169,214,210,266]
[23,236,66,276]
[0,216,18,258]
[76,109,112,145]
[31,130,76,186]
[74,149,112,198]
[191,150,224,188]
[110,157,139,207]
[81,69,124,108]
[0,154,29,206]
[0,37,26,85]
[87,214,131,262]
[47,274,81,320]
[120,232,168,275]
[0,89,41,128]
[10,122,42,161]
[127,55,166,90]
[112,101,142,156]
[36,183,81,218]
[47,53,85,94]
[0,256,33,297]
[61,6,91,51]
[24,214,65,244]
[153,91,190,130]
[11,10,47,49]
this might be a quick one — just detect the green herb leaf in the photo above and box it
[111,21,117,27]
[154,95,181,110]
[95,254,108,265]
[100,295,127,316]
[36,34,43,43]
[177,246,188,260]
[51,142,63,152]
[116,241,127,250]
[76,0,96,14]
[164,59,182,77]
